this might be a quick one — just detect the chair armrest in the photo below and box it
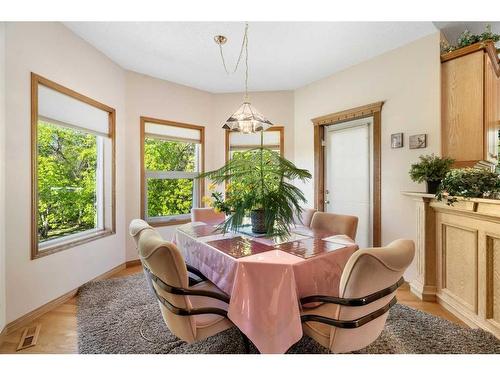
[154,290,229,318]
[144,265,230,304]
[301,296,397,328]
[300,277,404,307]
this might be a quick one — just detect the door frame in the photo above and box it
[311,101,383,246]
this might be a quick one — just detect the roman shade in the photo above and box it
[145,122,201,143]
[38,85,110,136]
[229,130,280,148]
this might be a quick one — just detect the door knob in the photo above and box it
[325,200,330,204]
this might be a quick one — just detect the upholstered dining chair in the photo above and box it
[129,219,239,346]
[294,208,317,228]
[191,207,225,226]
[310,211,358,240]
[300,239,415,353]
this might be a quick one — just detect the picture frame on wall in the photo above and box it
[391,133,403,148]
[409,134,427,149]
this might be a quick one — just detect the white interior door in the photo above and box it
[325,118,373,248]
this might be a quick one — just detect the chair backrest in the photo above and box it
[310,212,358,240]
[129,219,198,343]
[191,207,225,226]
[330,239,415,353]
[294,208,317,228]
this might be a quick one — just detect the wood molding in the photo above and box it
[140,116,205,225]
[30,73,117,260]
[441,41,500,77]
[312,102,383,246]
[311,101,384,127]
[224,125,285,162]
[0,263,126,337]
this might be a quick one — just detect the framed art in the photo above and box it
[409,134,427,149]
[391,133,403,148]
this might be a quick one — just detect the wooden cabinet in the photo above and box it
[403,192,500,339]
[441,42,500,168]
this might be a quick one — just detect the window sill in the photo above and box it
[147,219,191,227]
[33,229,115,259]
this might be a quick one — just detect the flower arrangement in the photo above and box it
[441,24,500,54]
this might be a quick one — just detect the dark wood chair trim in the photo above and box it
[144,266,230,304]
[301,296,397,329]
[187,264,208,282]
[300,277,404,306]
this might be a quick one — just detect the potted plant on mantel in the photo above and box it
[436,168,500,205]
[409,154,454,194]
[200,147,311,236]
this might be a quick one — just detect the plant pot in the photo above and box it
[250,210,267,234]
[426,180,441,194]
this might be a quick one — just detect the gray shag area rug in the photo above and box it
[77,273,500,354]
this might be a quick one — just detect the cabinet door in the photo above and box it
[484,54,499,164]
[442,51,484,163]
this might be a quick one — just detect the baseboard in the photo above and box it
[90,263,126,282]
[0,288,78,337]
[125,259,141,268]
[0,262,126,338]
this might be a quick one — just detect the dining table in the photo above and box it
[174,222,359,354]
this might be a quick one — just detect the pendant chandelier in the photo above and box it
[215,23,273,134]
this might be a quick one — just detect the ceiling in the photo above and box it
[64,22,497,93]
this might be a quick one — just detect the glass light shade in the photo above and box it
[222,101,273,133]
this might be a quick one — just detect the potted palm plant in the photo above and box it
[200,146,311,236]
[409,154,454,194]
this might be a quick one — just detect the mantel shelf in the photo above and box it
[401,191,435,199]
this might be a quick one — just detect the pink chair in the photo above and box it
[310,211,358,241]
[191,208,225,226]
[300,239,415,353]
[293,208,317,228]
[129,219,250,348]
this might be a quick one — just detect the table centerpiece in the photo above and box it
[199,142,311,236]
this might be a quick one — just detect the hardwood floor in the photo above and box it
[0,265,465,354]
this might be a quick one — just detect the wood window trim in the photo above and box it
[311,101,383,247]
[140,116,205,227]
[225,125,285,162]
[31,73,116,260]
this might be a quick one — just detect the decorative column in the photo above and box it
[402,192,437,301]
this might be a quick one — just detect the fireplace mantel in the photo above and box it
[403,192,500,339]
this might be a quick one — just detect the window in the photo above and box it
[31,73,116,259]
[141,117,204,226]
[225,126,284,160]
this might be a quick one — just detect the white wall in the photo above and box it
[0,22,6,332]
[4,22,127,322]
[293,32,441,280]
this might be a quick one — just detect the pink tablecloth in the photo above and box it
[175,223,358,353]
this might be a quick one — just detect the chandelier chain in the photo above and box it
[218,22,249,99]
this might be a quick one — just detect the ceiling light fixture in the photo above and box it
[215,23,273,134]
